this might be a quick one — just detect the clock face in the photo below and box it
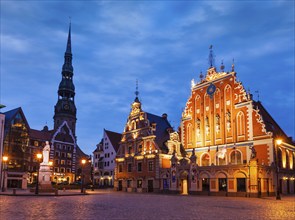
[207,83,216,98]
[64,104,69,110]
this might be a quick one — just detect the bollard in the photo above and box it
[55,188,58,196]
[13,189,16,195]
[83,188,86,194]
[63,187,66,192]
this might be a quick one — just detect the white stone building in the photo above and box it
[93,129,121,187]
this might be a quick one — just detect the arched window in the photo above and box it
[236,111,245,136]
[201,153,210,166]
[216,152,226,165]
[230,150,242,164]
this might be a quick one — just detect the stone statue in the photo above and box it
[41,141,50,165]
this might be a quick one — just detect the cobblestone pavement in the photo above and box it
[0,189,294,220]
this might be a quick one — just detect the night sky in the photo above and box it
[1,1,294,154]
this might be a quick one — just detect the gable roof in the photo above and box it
[1,107,30,136]
[147,112,172,152]
[254,101,293,144]
[30,128,52,141]
[105,129,122,152]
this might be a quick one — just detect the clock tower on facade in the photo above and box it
[53,23,77,136]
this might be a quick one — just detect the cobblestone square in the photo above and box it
[0,189,294,220]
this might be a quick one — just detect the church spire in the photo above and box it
[66,22,72,54]
[54,23,77,135]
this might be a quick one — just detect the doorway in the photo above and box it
[148,180,153,192]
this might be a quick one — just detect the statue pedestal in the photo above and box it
[38,164,54,192]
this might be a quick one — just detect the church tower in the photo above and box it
[53,23,77,136]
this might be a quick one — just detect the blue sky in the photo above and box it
[1,1,294,155]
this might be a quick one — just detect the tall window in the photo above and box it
[230,150,242,164]
[201,154,210,166]
[119,164,123,173]
[128,163,132,172]
[137,162,142,172]
[236,111,245,136]
[148,161,153,171]
[216,154,226,165]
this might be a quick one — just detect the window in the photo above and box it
[60,168,65,173]
[55,152,59,157]
[119,164,123,173]
[128,163,132,172]
[55,159,59,165]
[230,150,242,164]
[201,154,210,166]
[67,160,71,165]
[95,162,98,168]
[128,146,132,154]
[216,153,226,165]
[137,162,142,172]
[54,167,59,172]
[61,160,65,165]
[148,161,153,171]
[237,178,246,192]
[137,179,142,188]
[66,168,71,173]
[61,152,66,158]
[67,146,71,151]
[219,178,227,191]
[138,145,142,153]
[67,153,72,158]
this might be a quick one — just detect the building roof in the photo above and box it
[147,112,172,153]
[30,128,52,141]
[1,107,30,136]
[254,101,293,144]
[105,129,122,152]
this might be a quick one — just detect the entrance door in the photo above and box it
[118,180,122,191]
[182,179,188,195]
[148,180,153,192]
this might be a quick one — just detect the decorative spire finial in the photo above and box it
[199,71,204,81]
[220,59,225,72]
[135,79,139,98]
[231,58,235,72]
[208,45,215,68]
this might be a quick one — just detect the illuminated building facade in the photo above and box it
[172,48,295,196]
[114,93,178,193]
[93,129,121,187]
[1,108,30,189]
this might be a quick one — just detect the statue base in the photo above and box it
[38,164,54,192]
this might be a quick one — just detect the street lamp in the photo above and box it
[275,139,282,200]
[81,159,86,193]
[35,153,42,195]
[2,156,8,192]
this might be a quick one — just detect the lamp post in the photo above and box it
[2,156,8,192]
[35,153,42,195]
[81,159,86,193]
[275,139,282,200]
